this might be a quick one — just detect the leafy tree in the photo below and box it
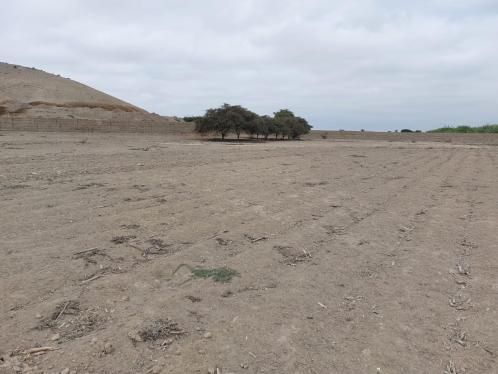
[232,105,257,140]
[274,109,294,139]
[256,115,276,140]
[273,109,312,139]
[195,104,257,140]
[245,120,258,138]
[274,109,295,119]
[183,116,202,123]
[195,105,232,140]
[289,117,312,139]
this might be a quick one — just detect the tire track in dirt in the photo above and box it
[318,148,498,374]
[440,149,498,373]
[156,147,465,374]
[239,148,469,373]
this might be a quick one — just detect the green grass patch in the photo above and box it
[191,267,239,283]
[174,264,239,283]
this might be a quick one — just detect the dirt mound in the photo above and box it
[0,62,177,123]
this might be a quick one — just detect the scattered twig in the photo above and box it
[81,274,104,284]
[318,302,328,309]
[251,236,268,243]
[482,345,496,357]
[72,247,99,257]
[126,243,149,257]
[445,360,458,374]
[22,346,60,355]
[54,302,69,321]
[457,263,471,276]
[207,231,224,240]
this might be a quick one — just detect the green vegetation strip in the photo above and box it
[429,125,498,133]
[191,267,239,283]
[174,264,239,283]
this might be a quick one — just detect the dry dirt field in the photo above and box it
[1,132,497,374]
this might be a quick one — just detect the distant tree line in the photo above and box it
[186,104,312,140]
[428,124,498,133]
[400,129,422,133]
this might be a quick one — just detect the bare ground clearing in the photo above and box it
[1,132,497,374]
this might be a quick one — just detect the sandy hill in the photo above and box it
[0,62,174,123]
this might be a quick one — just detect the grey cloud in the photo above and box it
[1,0,497,130]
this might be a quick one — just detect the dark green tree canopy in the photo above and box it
[255,115,276,139]
[195,104,257,140]
[274,109,312,139]
[195,104,312,140]
[274,109,295,119]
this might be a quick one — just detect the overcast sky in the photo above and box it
[2,0,498,130]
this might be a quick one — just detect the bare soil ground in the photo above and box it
[306,130,498,145]
[1,132,497,374]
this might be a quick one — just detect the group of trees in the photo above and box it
[187,104,312,140]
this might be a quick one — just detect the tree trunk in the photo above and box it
[221,133,225,141]
[237,133,240,140]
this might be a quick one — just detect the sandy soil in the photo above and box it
[306,130,498,145]
[1,132,497,374]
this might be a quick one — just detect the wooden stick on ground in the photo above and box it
[54,301,69,321]
[23,346,60,355]
[81,274,104,284]
[73,247,99,256]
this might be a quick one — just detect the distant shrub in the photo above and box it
[401,129,413,133]
[183,116,202,123]
[428,124,498,133]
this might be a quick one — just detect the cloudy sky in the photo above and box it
[1,0,498,130]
